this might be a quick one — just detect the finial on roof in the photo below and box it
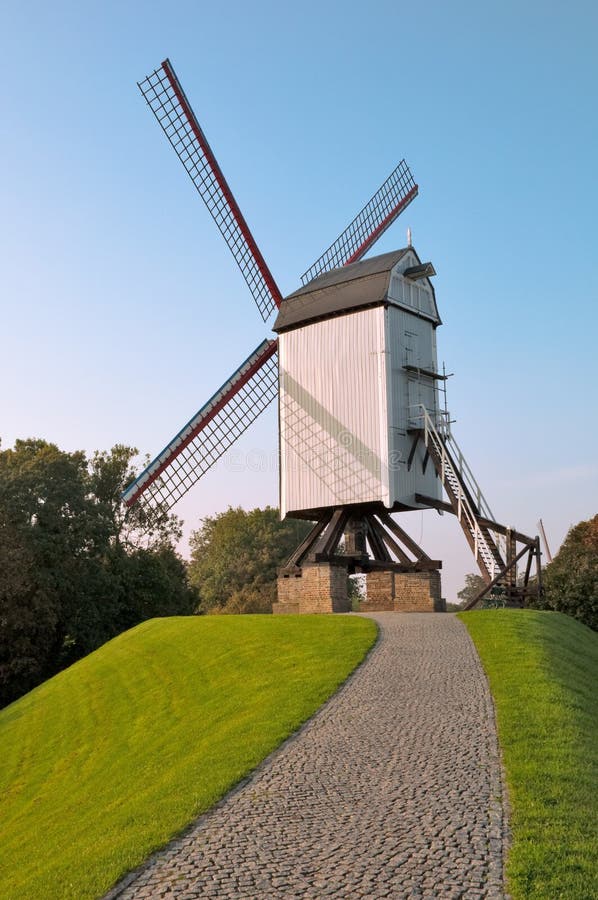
[407,227,412,247]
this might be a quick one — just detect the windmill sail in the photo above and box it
[123,339,278,512]
[301,161,417,285]
[138,59,282,321]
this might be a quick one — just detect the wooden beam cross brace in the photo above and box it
[377,510,432,561]
[365,516,393,563]
[463,543,533,610]
[284,510,333,568]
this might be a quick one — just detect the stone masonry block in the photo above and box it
[361,570,445,613]
[274,563,350,614]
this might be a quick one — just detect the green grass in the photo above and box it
[0,614,376,900]
[459,610,598,899]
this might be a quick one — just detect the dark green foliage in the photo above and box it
[188,506,311,612]
[112,545,197,629]
[0,439,196,707]
[540,514,598,631]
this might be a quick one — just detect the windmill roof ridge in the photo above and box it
[288,248,412,299]
[273,247,432,333]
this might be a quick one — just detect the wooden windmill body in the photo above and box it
[276,248,441,518]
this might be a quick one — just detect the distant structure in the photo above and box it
[123,58,542,613]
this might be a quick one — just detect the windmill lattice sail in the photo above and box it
[123,339,278,513]
[138,59,282,321]
[301,161,418,285]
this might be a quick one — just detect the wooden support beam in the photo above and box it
[473,518,534,547]
[313,508,351,558]
[365,516,393,563]
[376,510,432,561]
[316,554,441,573]
[415,493,453,514]
[422,448,430,474]
[522,542,534,589]
[369,516,412,564]
[407,433,420,472]
[284,510,333,568]
[535,536,543,598]
[414,494,537,546]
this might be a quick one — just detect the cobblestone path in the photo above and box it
[113,613,506,899]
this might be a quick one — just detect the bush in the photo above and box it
[207,584,276,615]
[542,515,598,631]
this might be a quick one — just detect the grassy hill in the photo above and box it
[461,610,598,900]
[0,614,377,900]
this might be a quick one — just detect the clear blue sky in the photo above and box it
[1,0,597,600]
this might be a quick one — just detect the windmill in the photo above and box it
[124,58,542,613]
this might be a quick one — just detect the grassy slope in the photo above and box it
[460,610,597,899]
[0,615,376,900]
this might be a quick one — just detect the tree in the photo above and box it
[0,439,97,703]
[113,545,197,629]
[0,515,61,702]
[188,507,311,613]
[0,439,196,707]
[87,444,182,552]
[542,515,598,631]
[457,573,487,609]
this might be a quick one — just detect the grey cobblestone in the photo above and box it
[111,613,506,899]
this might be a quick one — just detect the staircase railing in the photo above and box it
[419,405,505,581]
[443,432,493,521]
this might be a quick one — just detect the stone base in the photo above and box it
[360,571,396,611]
[360,570,445,613]
[274,563,350,614]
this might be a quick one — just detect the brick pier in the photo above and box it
[273,563,350,614]
[361,570,445,613]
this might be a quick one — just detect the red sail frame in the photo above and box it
[138,59,282,321]
[301,161,418,285]
[123,339,278,510]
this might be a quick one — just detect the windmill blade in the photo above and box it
[138,59,282,322]
[300,161,418,285]
[123,339,278,512]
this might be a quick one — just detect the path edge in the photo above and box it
[458,613,512,900]
[103,615,381,899]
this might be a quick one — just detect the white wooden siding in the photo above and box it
[278,263,442,516]
[387,254,438,321]
[279,307,389,517]
[385,306,442,507]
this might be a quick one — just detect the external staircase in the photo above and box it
[413,406,542,608]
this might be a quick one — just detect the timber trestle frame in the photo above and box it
[279,408,543,610]
[278,505,441,577]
